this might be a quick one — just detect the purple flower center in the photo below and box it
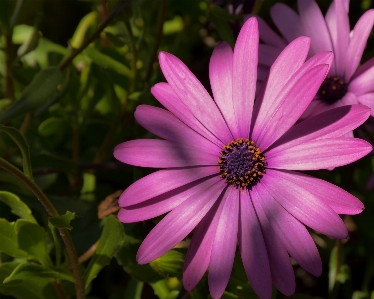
[218,138,267,189]
[317,75,348,105]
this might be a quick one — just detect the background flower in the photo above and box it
[254,0,374,119]
[114,17,372,299]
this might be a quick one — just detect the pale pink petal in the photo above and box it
[345,9,374,81]
[251,189,295,296]
[252,37,311,143]
[271,3,303,43]
[275,170,363,215]
[267,137,371,170]
[209,42,236,134]
[118,175,220,222]
[298,0,333,55]
[254,64,329,149]
[339,92,359,105]
[255,183,321,276]
[358,93,374,116]
[135,105,220,153]
[349,63,374,96]
[113,139,218,168]
[151,83,223,146]
[325,0,350,75]
[183,191,226,291]
[136,178,226,264]
[158,52,233,144]
[253,51,333,147]
[254,15,287,47]
[239,191,272,299]
[270,104,370,150]
[258,44,282,67]
[350,57,374,81]
[232,17,258,138]
[209,187,239,299]
[118,166,218,207]
[260,169,348,239]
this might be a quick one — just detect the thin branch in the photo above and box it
[58,0,130,71]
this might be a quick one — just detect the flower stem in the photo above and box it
[58,0,130,72]
[0,158,85,299]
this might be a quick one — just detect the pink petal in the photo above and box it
[325,0,350,76]
[118,166,218,207]
[260,169,348,239]
[135,105,220,153]
[183,191,226,291]
[208,187,239,299]
[345,9,374,81]
[151,83,223,146]
[253,37,311,142]
[254,15,287,47]
[232,17,258,138]
[158,52,233,144]
[349,63,374,96]
[270,104,370,150]
[118,175,220,222]
[136,178,226,264]
[114,139,218,168]
[254,64,329,149]
[357,93,374,116]
[209,42,236,135]
[239,191,272,299]
[250,189,296,296]
[274,170,364,215]
[271,3,303,43]
[298,0,333,55]
[255,183,321,276]
[267,137,371,170]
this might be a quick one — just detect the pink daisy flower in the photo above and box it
[114,18,371,299]
[255,0,374,120]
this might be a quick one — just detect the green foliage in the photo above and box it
[0,191,36,221]
[83,215,125,289]
[49,211,75,230]
[0,0,373,298]
[16,220,52,266]
[0,67,62,123]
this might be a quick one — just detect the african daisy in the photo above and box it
[114,17,371,299]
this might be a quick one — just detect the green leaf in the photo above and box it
[150,250,184,277]
[0,262,58,299]
[0,67,62,123]
[16,220,52,266]
[115,234,163,283]
[84,47,131,77]
[83,215,125,288]
[0,191,36,222]
[70,11,98,48]
[17,22,40,57]
[0,125,33,179]
[0,219,27,257]
[124,278,144,299]
[3,262,75,283]
[49,211,75,230]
